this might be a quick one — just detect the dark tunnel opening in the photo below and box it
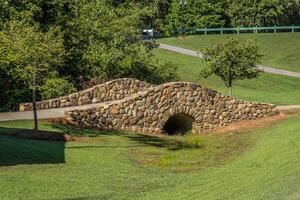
[163,113,194,135]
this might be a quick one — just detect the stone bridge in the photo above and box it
[60,79,278,135]
[20,78,278,134]
[19,78,152,111]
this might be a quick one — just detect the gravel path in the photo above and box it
[159,43,300,78]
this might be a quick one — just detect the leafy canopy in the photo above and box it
[68,0,177,84]
[0,0,179,111]
[200,38,263,96]
[0,20,64,90]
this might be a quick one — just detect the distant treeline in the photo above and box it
[144,0,300,34]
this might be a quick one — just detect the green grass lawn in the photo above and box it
[159,32,300,72]
[155,48,300,105]
[0,114,299,199]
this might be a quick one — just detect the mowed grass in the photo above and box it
[155,48,300,105]
[159,32,300,72]
[0,114,300,200]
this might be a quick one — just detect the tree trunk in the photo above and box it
[32,87,38,130]
[228,86,232,97]
[228,79,233,97]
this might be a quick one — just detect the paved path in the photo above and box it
[159,43,203,58]
[159,43,300,78]
[0,102,108,122]
[0,103,299,122]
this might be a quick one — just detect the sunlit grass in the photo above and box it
[155,48,300,105]
[130,132,251,172]
[0,114,299,199]
[159,32,300,72]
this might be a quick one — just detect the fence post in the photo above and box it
[205,27,207,35]
[292,24,295,33]
[255,26,258,34]
[221,27,223,35]
[237,26,240,34]
[274,25,277,33]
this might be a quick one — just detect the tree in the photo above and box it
[0,20,64,130]
[200,38,263,96]
[66,0,177,84]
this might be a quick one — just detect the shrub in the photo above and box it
[40,78,76,100]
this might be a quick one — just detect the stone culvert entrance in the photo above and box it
[163,114,195,135]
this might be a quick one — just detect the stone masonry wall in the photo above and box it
[19,78,153,111]
[65,81,278,134]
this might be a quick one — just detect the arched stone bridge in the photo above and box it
[19,78,152,111]
[62,79,278,135]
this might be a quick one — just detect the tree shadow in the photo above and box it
[0,128,65,167]
[49,123,124,137]
[123,134,205,151]
[49,120,208,151]
[50,122,205,151]
[65,134,203,151]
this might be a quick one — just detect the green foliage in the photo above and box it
[0,20,64,90]
[0,0,179,111]
[166,0,227,34]
[40,78,76,100]
[227,0,300,27]
[66,0,177,84]
[0,20,65,113]
[165,0,300,33]
[200,38,263,96]
[0,88,31,112]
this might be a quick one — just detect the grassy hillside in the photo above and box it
[159,33,300,72]
[155,48,300,105]
[0,115,299,200]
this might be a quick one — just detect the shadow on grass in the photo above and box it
[0,119,205,168]
[66,134,204,151]
[51,123,205,151]
[125,134,205,151]
[49,123,124,137]
[0,127,65,167]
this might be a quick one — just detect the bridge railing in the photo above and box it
[174,25,300,36]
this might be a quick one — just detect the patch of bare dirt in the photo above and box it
[46,118,72,125]
[208,113,287,135]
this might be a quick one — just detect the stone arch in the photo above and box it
[65,80,278,135]
[162,113,195,135]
